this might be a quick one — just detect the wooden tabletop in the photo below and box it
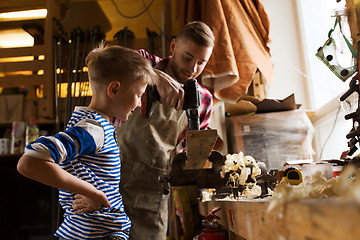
[198,197,360,240]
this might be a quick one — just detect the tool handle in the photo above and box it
[346,127,360,139]
[205,207,221,220]
[345,111,360,120]
[141,84,160,118]
[340,74,358,101]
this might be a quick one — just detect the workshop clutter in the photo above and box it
[200,152,277,201]
[226,110,314,170]
[219,152,262,197]
[0,118,47,156]
[10,121,26,155]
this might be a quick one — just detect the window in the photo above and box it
[297,0,356,160]
[298,0,349,109]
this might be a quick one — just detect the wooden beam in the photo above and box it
[0,74,44,87]
[0,19,44,30]
[0,1,46,13]
[0,60,44,72]
[0,45,44,58]
[347,0,360,54]
[40,0,60,118]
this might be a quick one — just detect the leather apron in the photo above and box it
[117,101,188,213]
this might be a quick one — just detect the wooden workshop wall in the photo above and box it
[0,0,178,125]
[97,0,179,56]
[0,0,62,123]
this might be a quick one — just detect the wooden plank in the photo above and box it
[39,0,60,118]
[199,198,360,240]
[252,71,265,100]
[0,45,44,58]
[0,74,44,87]
[185,129,218,169]
[0,60,44,72]
[347,0,360,54]
[0,19,44,30]
[0,0,46,13]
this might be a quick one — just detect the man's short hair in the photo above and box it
[86,44,156,87]
[176,21,215,47]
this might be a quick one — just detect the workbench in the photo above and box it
[198,197,360,240]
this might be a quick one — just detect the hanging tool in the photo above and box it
[71,28,83,111]
[113,26,135,48]
[80,25,105,106]
[146,28,158,54]
[53,19,67,132]
[340,44,360,156]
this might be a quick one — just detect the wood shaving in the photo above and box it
[220,152,262,197]
[267,164,360,213]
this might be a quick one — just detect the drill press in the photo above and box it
[142,79,221,193]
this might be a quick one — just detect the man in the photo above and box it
[117,21,215,240]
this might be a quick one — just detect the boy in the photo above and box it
[17,44,156,239]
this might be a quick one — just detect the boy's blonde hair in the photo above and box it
[86,44,156,88]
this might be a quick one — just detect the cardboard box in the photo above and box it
[226,110,314,170]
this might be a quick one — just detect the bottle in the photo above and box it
[25,117,39,146]
[10,121,26,154]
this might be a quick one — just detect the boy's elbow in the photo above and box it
[17,156,32,177]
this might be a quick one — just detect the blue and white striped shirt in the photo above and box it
[24,107,130,239]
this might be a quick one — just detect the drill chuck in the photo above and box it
[186,108,200,130]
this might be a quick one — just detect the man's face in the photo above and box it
[169,38,213,84]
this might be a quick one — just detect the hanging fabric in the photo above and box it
[176,0,274,102]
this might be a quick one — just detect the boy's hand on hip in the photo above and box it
[72,191,111,214]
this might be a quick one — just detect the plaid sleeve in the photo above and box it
[137,49,162,67]
[198,83,213,130]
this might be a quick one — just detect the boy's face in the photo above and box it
[169,38,213,84]
[114,78,148,121]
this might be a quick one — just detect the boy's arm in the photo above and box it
[18,120,109,213]
[17,155,111,211]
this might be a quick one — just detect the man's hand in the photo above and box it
[72,190,111,214]
[154,68,184,110]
